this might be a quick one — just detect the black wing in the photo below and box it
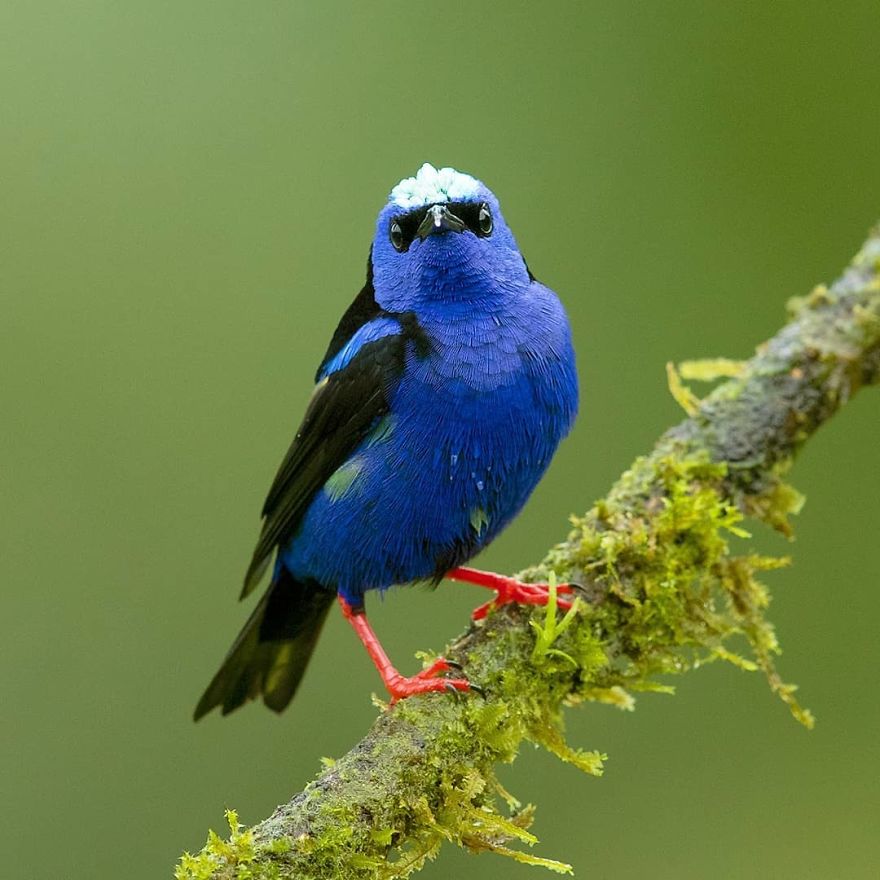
[240,287,427,598]
[315,250,383,380]
[241,331,409,597]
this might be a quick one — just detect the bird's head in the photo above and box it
[371,164,530,312]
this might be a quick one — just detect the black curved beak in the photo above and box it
[417,204,466,240]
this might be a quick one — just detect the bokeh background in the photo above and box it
[2,2,879,878]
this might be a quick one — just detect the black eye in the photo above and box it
[390,221,405,251]
[478,203,493,235]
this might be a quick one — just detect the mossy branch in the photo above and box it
[177,226,880,879]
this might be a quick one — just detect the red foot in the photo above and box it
[338,596,473,703]
[382,658,472,703]
[446,567,574,620]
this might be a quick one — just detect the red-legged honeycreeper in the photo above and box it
[194,164,578,718]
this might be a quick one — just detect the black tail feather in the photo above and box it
[194,569,333,720]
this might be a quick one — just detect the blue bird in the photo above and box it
[195,164,578,718]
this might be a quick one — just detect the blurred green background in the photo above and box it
[2,2,878,878]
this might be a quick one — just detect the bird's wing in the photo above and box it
[314,254,383,380]
[240,313,422,598]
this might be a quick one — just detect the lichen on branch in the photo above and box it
[177,226,880,880]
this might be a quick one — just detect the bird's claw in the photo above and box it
[383,655,476,703]
[415,656,460,679]
[444,680,463,700]
[442,679,484,700]
[471,577,575,621]
[386,674,472,703]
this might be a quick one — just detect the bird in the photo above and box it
[194,163,579,719]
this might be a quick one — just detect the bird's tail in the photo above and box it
[194,567,334,720]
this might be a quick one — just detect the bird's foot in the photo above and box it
[337,595,480,703]
[449,569,574,621]
[383,658,472,703]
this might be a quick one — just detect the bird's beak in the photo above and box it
[416,204,466,240]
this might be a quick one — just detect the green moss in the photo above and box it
[666,361,701,415]
[556,450,812,727]
[679,358,747,381]
[176,811,264,880]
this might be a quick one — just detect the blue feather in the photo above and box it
[319,316,402,379]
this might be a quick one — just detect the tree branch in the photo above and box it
[177,226,880,879]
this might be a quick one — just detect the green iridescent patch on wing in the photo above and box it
[469,507,490,536]
[366,414,395,446]
[324,458,364,501]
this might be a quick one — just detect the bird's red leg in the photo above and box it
[337,596,472,702]
[446,566,574,621]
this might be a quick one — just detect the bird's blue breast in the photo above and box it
[283,281,577,603]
